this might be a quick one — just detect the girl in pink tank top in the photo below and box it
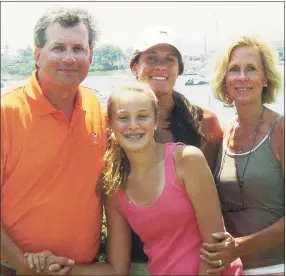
[100,83,243,275]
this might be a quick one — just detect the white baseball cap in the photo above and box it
[132,26,183,55]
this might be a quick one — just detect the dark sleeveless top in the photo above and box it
[131,91,204,262]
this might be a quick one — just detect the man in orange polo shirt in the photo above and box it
[1,8,110,275]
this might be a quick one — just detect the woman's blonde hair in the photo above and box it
[100,82,158,196]
[210,35,282,104]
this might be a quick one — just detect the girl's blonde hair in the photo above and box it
[100,82,158,196]
[210,35,282,104]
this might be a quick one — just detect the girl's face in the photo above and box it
[225,46,268,106]
[110,91,157,152]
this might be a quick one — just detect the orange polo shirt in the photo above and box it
[1,71,106,263]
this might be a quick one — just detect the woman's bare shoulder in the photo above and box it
[198,107,223,142]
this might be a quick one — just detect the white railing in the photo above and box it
[244,264,284,275]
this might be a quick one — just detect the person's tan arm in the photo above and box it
[1,223,34,274]
[199,108,223,173]
[70,194,131,275]
[200,217,284,274]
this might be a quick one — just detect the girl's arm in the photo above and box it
[69,194,131,275]
[176,145,226,275]
[104,193,132,274]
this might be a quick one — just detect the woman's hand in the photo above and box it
[24,251,74,275]
[200,232,239,274]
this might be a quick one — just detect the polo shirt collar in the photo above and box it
[26,70,84,115]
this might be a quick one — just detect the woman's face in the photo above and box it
[131,44,179,98]
[225,46,268,106]
[110,91,156,153]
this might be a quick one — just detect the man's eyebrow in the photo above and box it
[51,42,65,46]
[50,42,85,47]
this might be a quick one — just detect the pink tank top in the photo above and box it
[117,143,243,275]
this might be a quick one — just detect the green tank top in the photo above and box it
[215,115,284,269]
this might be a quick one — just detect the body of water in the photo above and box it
[82,74,284,126]
[2,74,284,126]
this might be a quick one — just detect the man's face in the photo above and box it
[34,22,93,88]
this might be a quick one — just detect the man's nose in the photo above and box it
[62,49,76,64]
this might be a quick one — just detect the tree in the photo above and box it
[2,44,128,76]
[92,44,127,71]
[3,46,34,76]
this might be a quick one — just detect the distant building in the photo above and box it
[273,40,284,62]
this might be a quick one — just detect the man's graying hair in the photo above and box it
[34,7,98,49]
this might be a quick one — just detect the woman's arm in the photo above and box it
[176,145,226,275]
[201,217,284,274]
[199,108,223,173]
[70,194,131,275]
[271,116,284,176]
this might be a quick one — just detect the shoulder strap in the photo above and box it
[269,115,284,137]
[165,142,184,158]
[165,142,185,189]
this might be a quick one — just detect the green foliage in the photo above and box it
[2,44,128,76]
[92,44,127,71]
[2,47,34,76]
[97,209,107,262]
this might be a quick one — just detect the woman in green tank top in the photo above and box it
[200,35,284,274]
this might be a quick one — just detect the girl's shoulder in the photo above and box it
[173,144,210,186]
[174,144,205,169]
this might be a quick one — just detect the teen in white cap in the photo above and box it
[129,26,223,275]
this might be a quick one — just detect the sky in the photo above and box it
[1,1,284,55]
